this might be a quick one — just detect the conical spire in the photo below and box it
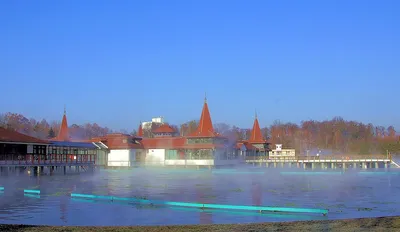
[55,107,70,141]
[137,122,143,137]
[189,97,216,137]
[248,112,264,143]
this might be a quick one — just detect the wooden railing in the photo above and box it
[0,154,96,165]
[296,154,390,160]
[246,154,391,161]
[0,160,96,165]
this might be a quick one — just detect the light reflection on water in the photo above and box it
[0,167,399,226]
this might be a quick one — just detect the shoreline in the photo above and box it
[1,216,400,232]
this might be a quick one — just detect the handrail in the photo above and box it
[246,154,389,161]
[296,155,388,160]
[0,153,96,165]
[0,160,95,165]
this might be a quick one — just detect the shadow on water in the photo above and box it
[0,166,400,226]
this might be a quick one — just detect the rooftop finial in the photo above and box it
[204,92,207,103]
[255,109,257,119]
[64,104,66,115]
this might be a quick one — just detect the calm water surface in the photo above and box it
[0,166,399,226]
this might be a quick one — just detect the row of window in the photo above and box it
[49,147,97,155]
[0,154,95,161]
[164,149,239,160]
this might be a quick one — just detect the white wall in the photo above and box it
[164,159,214,166]
[214,159,242,166]
[164,159,242,166]
[269,149,296,159]
[145,149,165,166]
[108,149,136,167]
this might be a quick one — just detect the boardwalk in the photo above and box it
[0,160,95,167]
[246,154,397,169]
[0,158,96,175]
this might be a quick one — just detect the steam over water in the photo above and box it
[0,166,400,226]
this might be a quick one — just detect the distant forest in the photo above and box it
[1,112,399,155]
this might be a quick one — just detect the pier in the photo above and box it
[246,154,397,169]
[0,159,96,175]
[0,127,97,176]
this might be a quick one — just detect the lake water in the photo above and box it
[0,166,400,226]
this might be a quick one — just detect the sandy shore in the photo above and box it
[1,216,400,232]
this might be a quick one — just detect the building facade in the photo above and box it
[3,97,272,169]
[140,98,240,167]
[236,113,270,159]
[268,144,296,160]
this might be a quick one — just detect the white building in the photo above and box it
[268,144,296,160]
[141,117,165,130]
[91,134,143,167]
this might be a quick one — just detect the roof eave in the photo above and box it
[0,141,50,145]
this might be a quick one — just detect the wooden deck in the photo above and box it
[0,160,95,167]
[245,154,394,169]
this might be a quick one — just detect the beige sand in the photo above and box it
[1,216,400,232]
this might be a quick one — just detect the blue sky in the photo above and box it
[0,0,399,131]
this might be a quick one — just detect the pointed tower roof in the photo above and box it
[53,107,70,141]
[137,122,143,137]
[248,112,266,143]
[189,96,219,137]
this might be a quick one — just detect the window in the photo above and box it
[187,138,213,144]
[185,149,213,159]
[166,150,178,159]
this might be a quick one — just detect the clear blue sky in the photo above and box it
[0,0,399,132]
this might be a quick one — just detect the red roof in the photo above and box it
[52,110,70,142]
[0,127,49,144]
[153,124,175,133]
[248,116,267,144]
[189,98,220,137]
[142,137,185,149]
[91,133,143,150]
[141,137,226,150]
[236,141,257,150]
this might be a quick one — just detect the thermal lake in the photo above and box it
[0,166,400,226]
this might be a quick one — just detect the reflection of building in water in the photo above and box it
[196,185,213,224]
[60,197,67,223]
[251,181,262,206]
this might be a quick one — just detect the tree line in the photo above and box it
[0,112,112,140]
[135,117,400,155]
[1,112,399,155]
